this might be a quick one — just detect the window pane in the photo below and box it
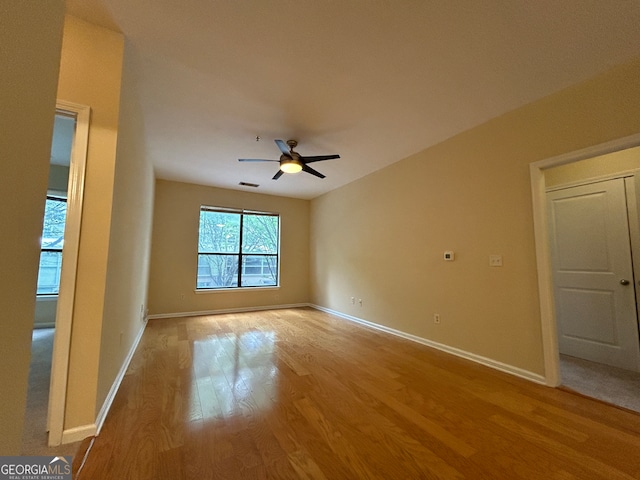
[243,256,262,275]
[197,207,280,290]
[37,251,63,294]
[42,198,66,249]
[242,214,278,254]
[199,211,240,253]
[241,255,277,287]
[197,254,239,288]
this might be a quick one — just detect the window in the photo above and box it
[197,206,279,289]
[37,196,67,295]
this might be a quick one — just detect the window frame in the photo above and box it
[37,195,67,296]
[196,206,280,291]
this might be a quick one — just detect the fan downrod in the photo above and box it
[286,139,298,151]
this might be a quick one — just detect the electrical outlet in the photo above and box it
[489,255,503,267]
[433,313,441,324]
[358,298,363,307]
[351,296,356,305]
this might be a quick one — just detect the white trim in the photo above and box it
[532,133,640,170]
[624,177,640,345]
[311,305,546,385]
[61,424,97,445]
[529,163,561,386]
[529,133,640,388]
[33,323,56,329]
[194,286,280,295]
[48,101,91,446]
[75,437,96,479]
[36,295,58,302]
[147,303,310,320]
[47,188,68,197]
[95,319,148,435]
[545,168,640,193]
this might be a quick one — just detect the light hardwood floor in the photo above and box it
[76,308,640,479]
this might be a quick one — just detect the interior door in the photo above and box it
[547,177,640,371]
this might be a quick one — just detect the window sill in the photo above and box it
[36,295,58,301]
[194,286,280,294]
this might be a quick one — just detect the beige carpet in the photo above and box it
[21,328,80,456]
[560,354,640,414]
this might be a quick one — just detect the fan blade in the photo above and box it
[239,158,278,162]
[275,139,292,157]
[300,154,340,163]
[272,169,284,180]
[302,164,325,179]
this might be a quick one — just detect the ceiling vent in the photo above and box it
[239,181,259,188]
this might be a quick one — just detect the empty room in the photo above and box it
[3,1,640,478]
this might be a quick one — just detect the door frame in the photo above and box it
[47,100,90,446]
[530,132,640,387]
[546,178,640,370]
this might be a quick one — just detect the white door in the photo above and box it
[547,178,640,371]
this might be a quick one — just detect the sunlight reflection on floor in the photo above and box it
[192,330,277,420]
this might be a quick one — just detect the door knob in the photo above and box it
[620,279,630,285]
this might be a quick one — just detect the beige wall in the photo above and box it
[34,298,57,328]
[545,145,640,188]
[148,180,310,315]
[96,42,155,412]
[56,15,124,429]
[311,57,640,377]
[48,164,70,193]
[0,0,65,455]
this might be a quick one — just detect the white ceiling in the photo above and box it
[65,0,640,200]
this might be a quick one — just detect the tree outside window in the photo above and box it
[197,207,279,289]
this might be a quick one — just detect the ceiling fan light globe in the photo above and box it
[280,160,302,174]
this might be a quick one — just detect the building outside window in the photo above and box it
[197,206,279,289]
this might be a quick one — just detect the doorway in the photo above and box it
[22,101,90,452]
[547,177,640,371]
[530,135,640,408]
[22,111,73,454]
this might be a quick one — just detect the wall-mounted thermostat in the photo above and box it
[444,251,455,261]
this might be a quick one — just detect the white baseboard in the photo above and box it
[147,303,310,320]
[94,318,148,435]
[61,423,96,444]
[311,304,547,385]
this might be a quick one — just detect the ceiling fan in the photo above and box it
[239,139,340,180]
